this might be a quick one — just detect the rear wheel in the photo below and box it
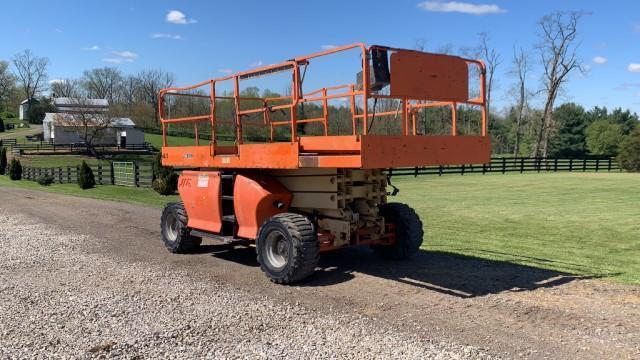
[161,202,201,253]
[373,202,423,260]
[257,213,319,284]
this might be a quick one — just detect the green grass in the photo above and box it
[0,175,178,208]
[1,171,639,284]
[393,172,640,285]
[145,133,199,148]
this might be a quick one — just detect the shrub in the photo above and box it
[77,161,95,189]
[152,153,178,195]
[8,159,22,180]
[618,129,640,172]
[586,120,623,156]
[0,147,6,175]
[37,173,55,186]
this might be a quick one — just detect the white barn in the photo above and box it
[19,99,34,120]
[42,97,144,146]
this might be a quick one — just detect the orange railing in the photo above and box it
[158,43,487,152]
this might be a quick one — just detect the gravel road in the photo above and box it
[0,187,639,359]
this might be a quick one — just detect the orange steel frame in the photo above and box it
[158,43,490,169]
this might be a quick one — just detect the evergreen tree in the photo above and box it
[77,161,95,189]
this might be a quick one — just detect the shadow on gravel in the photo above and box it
[303,248,602,298]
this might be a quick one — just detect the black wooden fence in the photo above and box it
[9,142,155,154]
[389,156,621,176]
[22,163,154,187]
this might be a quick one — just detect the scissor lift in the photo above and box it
[158,43,491,283]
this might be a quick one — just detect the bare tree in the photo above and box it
[137,69,175,124]
[81,67,123,103]
[50,78,83,98]
[533,11,585,157]
[478,33,502,126]
[119,74,141,108]
[0,61,15,111]
[510,46,532,156]
[12,49,49,105]
[52,97,115,157]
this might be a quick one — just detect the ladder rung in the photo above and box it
[221,195,234,201]
[221,174,234,180]
[222,215,236,222]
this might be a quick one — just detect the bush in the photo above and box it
[37,173,55,186]
[152,153,178,195]
[618,129,640,172]
[0,147,6,175]
[8,159,22,180]
[0,111,16,119]
[77,161,95,189]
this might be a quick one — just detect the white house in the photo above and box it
[42,97,144,146]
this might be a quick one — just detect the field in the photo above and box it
[393,172,640,284]
[1,171,638,284]
[14,154,155,167]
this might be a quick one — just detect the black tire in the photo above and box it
[256,213,319,284]
[161,202,202,253]
[373,202,423,260]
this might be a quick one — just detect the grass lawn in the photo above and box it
[1,171,638,284]
[0,175,178,208]
[145,133,198,148]
[393,172,640,285]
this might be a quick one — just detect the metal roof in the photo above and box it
[43,113,136,127]
[53,97,109,107]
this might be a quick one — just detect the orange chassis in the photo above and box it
[158,43,490,282]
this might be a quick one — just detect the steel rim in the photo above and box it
[165,212,179,243]
[264,230,289,270]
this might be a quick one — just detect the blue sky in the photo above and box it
[1,0,640,113]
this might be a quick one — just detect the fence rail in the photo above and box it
[22,163,153,187]
[8,142,156,153]
[389,156,621,176]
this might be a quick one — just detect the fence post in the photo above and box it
[110,161,115,185]
[519,157,524,173]
[569,158,573,172]
[595,158,600,172]
[461,164,465,176]
[608,158,612,172]
[438,165,443,176]
[502,157,506,174]
[67,166,71,183]
[583,157,587,172]
[134,162,139,187]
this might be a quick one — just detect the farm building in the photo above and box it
[42,97,144,146]
[19,98,36,120]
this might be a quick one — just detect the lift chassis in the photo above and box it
[158,43,491,283]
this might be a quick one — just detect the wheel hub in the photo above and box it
[265,231,289,270]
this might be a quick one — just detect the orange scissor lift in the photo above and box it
[158,43,491,283]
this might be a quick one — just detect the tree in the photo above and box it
[8,158,22,180]
[26,97,55,124]
[0,60,15,112]
[137,70,175,125]
[51,78,82,98]
[548,103,589,157]
[509,46,532,156]
[77,161,95,189]
[52,97,116,156]
[617,129,640,172]
[478,33,501,125]
[0,147,7,175]
[533,11,586,157]
[81,67,123,102]
[12,50,49,122]
[586,120,623,156]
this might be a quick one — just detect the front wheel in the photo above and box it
[161,202,202,253]
[372,203,423,260]
[256,213,319,284]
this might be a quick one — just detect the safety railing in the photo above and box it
[158,43,487,154]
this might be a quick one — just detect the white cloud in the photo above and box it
[628,63,640,73]
[55,28,63,33]
[417,1,506,15]
[218,69,233,74]
[83,45,101,51]
[151,33,182,40]
[112,51,138,62]
[593,56,607,65]
[634,24,640,33]
[321,45,337,50]
[49,79,64,84]
[103,58,123,64]
[250,60,263,67]
[166,10,197,24]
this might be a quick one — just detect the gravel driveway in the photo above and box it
[0,210,489,359]
[0,187,639,359]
